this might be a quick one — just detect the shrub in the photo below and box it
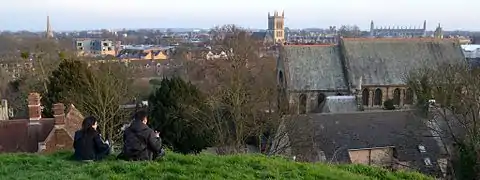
[148,77,213,154]
[383,99,396,110]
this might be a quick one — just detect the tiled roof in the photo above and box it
[65,105,84,137]
[341,38,466,85]
[0,119,54,153]
[282,45,347,91]
[289,110,444,177]
[0,120,29,152]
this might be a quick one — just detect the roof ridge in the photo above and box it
[342,37,457,42]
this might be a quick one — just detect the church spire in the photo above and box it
[46,15,54,39]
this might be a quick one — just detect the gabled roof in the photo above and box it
[341,38,466,85]
[251,32,268,40]
[281,45,347,91]
[0,119,54,153]
[289,110,444,177]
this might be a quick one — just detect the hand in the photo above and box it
[154,131,160,138]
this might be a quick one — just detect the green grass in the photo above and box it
[0,152,432,180]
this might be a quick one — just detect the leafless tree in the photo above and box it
[177,25,304,156]
[338,25,362,38]
[406,63,480,179]
[69,62,135,142]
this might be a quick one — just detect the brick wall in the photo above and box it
[39,103,75,154]
[40,129,73,154]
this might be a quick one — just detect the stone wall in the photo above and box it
[0,99,8,120]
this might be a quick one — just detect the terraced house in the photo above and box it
[277,38,466,114]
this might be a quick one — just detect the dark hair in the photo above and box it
[81,116,98,137]
[134,110,148,122]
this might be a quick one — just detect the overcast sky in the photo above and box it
[0,0,477,31]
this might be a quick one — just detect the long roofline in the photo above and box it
[341,37,458,42]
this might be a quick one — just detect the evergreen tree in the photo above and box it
[149,77,213,154]
[42,59,90,117]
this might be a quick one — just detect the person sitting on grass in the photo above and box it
[118,110,165,161]
[73,116,111,161]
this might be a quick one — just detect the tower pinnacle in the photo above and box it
[46,16,54,39]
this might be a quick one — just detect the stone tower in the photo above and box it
[46,15,54,39]
[434,23,443,39]
[268,10,285,43]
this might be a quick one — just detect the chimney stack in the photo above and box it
[53,103,65,126]
[28,93,42,123]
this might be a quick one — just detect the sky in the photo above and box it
[0,0,477,31]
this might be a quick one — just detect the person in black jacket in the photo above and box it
[119,110,164,161]
[73,116,111,161]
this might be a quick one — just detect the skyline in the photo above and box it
[0,0,478,31]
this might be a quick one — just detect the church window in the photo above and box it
[317,93,326,108]
[374,88,382,106]
[299,94,307,114]
[278,70,284,86]
[405,88,414,105]
[362,88,369,106]
[393,88,401,105]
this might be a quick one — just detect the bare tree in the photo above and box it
[406,63,480,179]
[338,25,362,38]
[70,62,135,142]
[176,25,303,156]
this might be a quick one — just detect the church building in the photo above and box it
[277,38,466,114]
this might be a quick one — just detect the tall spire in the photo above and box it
[46,15,54,39]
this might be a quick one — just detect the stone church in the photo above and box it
[276,38,466,114]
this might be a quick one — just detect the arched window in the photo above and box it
[317,93,326,108]
[362,88,369,106]
[393,88,401,105]
[299,94,307,114]
[405,88,414,105]
[278,71,284,86]
[374,88,383,106]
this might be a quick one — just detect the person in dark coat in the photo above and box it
[118,110,164,161]
[73,116,111,161]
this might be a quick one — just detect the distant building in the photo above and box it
[433,24,444,39]
[251,10,285,44]
[45,16,54,39]
[116,45,175,60]
[75,39,116,57]
[369,20,427,38]
[268,11,285,43]
[461,44,480,67]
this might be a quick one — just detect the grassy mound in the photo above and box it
[0,152,432,180]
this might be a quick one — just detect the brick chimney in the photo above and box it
[52,103,65,126]
[28,93,42,123]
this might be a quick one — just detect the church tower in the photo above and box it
[268,10,285,43]
[46,16,54,39]
[434,23,443,39]
[369,20,375,37]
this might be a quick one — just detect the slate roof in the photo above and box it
[341,38,466,85]
[289,110,444,177]
[0,119,54,152]
[251,32,267,40]
[282,45,347,91]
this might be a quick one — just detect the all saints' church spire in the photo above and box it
[46,15,54,39]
